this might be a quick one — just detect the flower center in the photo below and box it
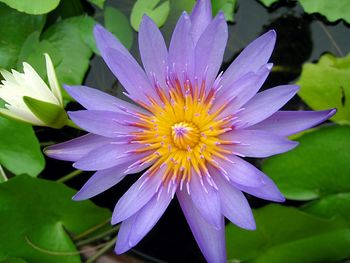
[171,122,200,150]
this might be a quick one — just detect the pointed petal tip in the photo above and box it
[328,108,337,117]
[114,241,130,255]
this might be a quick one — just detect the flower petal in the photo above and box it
[211,155,265,187]
[177,189,226,263]
[235,85,300,128]
[250,109,336,136]
[189,169,222,229]
[115,185,173,254]
[73,143,142,171]
[194,12,227,90]
[68,110,137,138]
[169,12,195,82]
[210,166,255,230]
[221,130,298,158]
[220,30,276,91]
[190,0,212,44]
[44,53,62,105]
[44,133,112,161]
[232,173,285,202]
[64,85,147,114]
[112,165,165,224]
[139,15,168,88]
[94,25,155,104]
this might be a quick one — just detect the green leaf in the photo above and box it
[0,3,45,69]
[0,117,44,177]
[297,53,350,124]
[226,204,350,263]
[211,0,237,22]
[0,0,60,15]
[23,97,67,128]
[104,7,133,50]
[87,0,105,9]
[262,125,350,200]
[259,0,279,7]
[130,0,170,31]
[0,175,111,263]
[0,258,27,263]
[299,0,350,23]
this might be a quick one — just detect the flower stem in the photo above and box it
[85,235,117,263]
[73,218,111,241]
[66,119,81,130]
[57,169,83,183]
[76,226,120,246]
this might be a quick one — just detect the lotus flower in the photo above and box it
[45,1,335,262]
[0,54,67,128]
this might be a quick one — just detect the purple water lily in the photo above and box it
[45,0,335,262]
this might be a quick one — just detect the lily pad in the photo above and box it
[0,0,60,15]
[0,175,111,263]
[212,0,237,22]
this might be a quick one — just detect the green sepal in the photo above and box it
[23,96,67,128]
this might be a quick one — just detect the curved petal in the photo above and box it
[115,185,173,254]
[177,189,226,263]
[168,12,195,83]
[221,130,298,158]
[73,143,142,171]
[250,109,336,136]
[68,110,138,138]
[211,155,265,187]
[210,166,256,230]
[194,12,228,91]
[235,85,300,128]
[232,173,285,202]
[64,85,147,114]
[112,165,165,224]
[220,30,276,91]
[189,169,222,229]
[139,15,168,88]
[190,0,212,44]
[44,133,112,161]
[44,53,62,105]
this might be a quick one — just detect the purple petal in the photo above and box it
[44,134,112,161]
[168,12,195,82]
[139,15,168,89]
[73,143,142,171]
[68,110,137,138]
[177,189,226,263]
[194,12,227,91]
[189,169,222,229]
[115,185,173,254]
[94,25,155,104]
[64,85,147,114]
[235,85,300,128]
[73,162,133,200]
[221,130,298,158]
[209,166,256,230]
[232,173,285,202]
[190,0,212,44]
[112,165,165,224]
[220,30,276,91]
[250,109,337,136]
[211,155,265,187]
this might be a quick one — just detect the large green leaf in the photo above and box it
[104,7,133,50]
[262,125,350,200]
[0,3,45,69]
[130,0,170,31]
[299,0,350,23]
[226,205,350,263]
[0,0,60,15]
[211,0,237,22]
[87,0,105,9]
[0,175,111,263]
[0,117,44,177]
[259,0,279,7]
[297,53,350,124]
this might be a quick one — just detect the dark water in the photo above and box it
[41,0,350,262]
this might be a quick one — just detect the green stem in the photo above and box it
[74,218,111,241]
[76,226,120,246]
[66,119,82,130]
[85,236,117,263]
[57,169,83,183]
